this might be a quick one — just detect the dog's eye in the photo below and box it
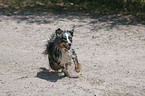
[61,37,67,43]
[63,36,66,39]
[69,37,72,40]
[69,37,72,42]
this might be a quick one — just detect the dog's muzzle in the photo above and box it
[63,43,71,50]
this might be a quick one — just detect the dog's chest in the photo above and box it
[60,49,72,65]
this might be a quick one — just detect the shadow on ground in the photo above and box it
[36,67,64,82]
[0,4,145,30]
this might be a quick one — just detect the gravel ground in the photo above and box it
[0,11,145,96]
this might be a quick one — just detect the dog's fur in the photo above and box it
[44,28,81,77]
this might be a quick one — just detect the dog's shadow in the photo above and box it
[36,67,64,82]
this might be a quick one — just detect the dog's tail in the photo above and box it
[42,49,48,55]
[42,38,50,42]
[42,38,50,55]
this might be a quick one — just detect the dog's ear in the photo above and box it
[55,28,62,36]
[69,29,74,36]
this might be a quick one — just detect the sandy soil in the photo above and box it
[0,11,145,96]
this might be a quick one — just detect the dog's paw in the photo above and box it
[75,62,81,73]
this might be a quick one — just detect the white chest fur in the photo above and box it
[59,49,72,66]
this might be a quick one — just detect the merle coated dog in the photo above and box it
[44,28,81,77]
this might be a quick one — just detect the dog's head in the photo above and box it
[55,28,74,50]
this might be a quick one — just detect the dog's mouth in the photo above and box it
[63,45,71,50]
[60,42,71,50]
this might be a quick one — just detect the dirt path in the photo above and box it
[0,12,145,96]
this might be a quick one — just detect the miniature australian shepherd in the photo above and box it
[44,28,81,77]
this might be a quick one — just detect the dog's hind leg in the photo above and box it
[49,57,61,71]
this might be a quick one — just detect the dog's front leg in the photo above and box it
[71,49,81,73]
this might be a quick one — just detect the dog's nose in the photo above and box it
[68,43,71,46]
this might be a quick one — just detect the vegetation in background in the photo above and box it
[0,0,145,15]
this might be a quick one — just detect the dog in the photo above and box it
[44,28,81,77]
